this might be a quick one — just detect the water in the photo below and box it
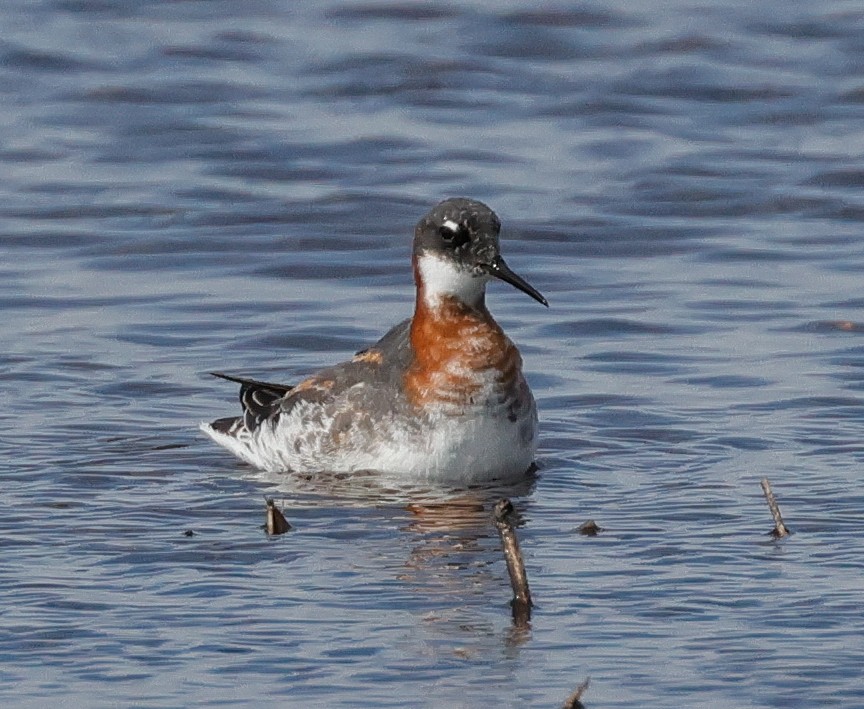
[2,1,864,706]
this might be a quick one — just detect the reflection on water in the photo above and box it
[244,465,538,507]
[248,466,539,650]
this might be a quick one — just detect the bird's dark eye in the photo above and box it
[439,224,470,248]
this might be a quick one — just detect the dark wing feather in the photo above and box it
[209,371,294,430]
[208,318,415,432]
[209,371,294,395]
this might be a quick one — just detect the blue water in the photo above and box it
[2,1,864,707]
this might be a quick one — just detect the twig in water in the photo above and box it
[493,498,532,623]
[562,677,590,709]
[760,478,789,538]
[265,497,291,535]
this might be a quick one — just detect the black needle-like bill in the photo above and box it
[485,257,548,307]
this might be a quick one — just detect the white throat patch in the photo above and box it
[416,252,487,309]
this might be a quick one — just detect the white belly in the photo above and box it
[202,388,538,484]
[369,399,539,483]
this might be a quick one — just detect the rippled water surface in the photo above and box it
[3,1,864,707]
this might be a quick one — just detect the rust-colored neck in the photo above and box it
[405,291,521,408]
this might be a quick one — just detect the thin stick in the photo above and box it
[760,478,789,538]
[562,677,590,709]
[265,497,291,535]
[493,498,532,621]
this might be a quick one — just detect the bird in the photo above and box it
[200,197,547,483]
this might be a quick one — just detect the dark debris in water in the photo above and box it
[265,497,292,535]
[562,677,590,709]
[761,478,790,539]
[493,498,532,626]
[577,520,602,536]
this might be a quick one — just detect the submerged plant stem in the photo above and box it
[493,498,532,622]
[760,478,789,538]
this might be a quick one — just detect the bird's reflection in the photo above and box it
[244,465,536,507]
[396,479,538,654]
[243,465,538,650]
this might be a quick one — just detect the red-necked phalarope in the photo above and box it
[201,198,547,482]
